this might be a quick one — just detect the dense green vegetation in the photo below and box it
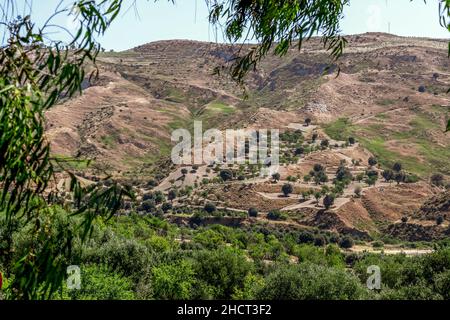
[2,209,450,300]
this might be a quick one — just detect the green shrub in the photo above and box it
[193,248,253,299]
[140,199,156,213]
[339,236,354,249]
[82,236,151,282]
[281,183,293,197]
[255,263,367,299]
[404,174,419,183]
[314,236,326,247]
[220,170,233,181]
[151,260,196,299]
[298,231,315,244]
[372,241,384,248]
[267,210,287,220]
[204,203,217,214]
[248,207,258,217]
[64,264,135,300]
[161,202,172,213]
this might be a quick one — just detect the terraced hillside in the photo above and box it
[45,33,450,241]
[46,33,449,177]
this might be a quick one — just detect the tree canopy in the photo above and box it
[209,0,348,82]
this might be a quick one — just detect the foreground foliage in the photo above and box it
[3,210,449,300]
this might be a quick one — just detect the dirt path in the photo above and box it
[155,165,217,192]
[281,199,317,211]
[348,245,434,256]
[286,123,317,133]
[189,204,247,214]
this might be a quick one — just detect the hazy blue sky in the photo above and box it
[22,0,450,51]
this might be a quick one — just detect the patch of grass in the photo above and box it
[123,138,172,169]
[162,100,236,133]
[165,88,186,103]
[357,136,429,176]
[375,113,390,120]
[415,139,450,175]
[409,113,437,130]
[376,99,395,106]
[100,135,117,148]
[167,118,190,131]
[194,101,237,130]
[206,101,235,114]
[52,155,92,170]
[99,128,122,149]
[324,113,449,177]
[431,104,450,114]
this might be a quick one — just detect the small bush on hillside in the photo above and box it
[294,147,304,155]
[140,200,156,213]
[320,139,329,148]
[404,174,419,183]
[298,231,315,244]
[339,237,354,249]
[314,236,326,247]
[248,208,258,218]
[204,203,217,214]
[393,162,402,172]
[281,183,293,197]
[147,179,157,188]
[382,170,394,182]
[394,172,405,185]
[168,190,177,201]
[161,202,172,213]
[368,156,378,167]
[219,169,233,181]
[430,173,445,187]
[335,165,352,183]
[267,210,286,221]
[272,172,281,181]
[142,193,153,201]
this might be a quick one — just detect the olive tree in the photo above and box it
[323,194,335,210]
[281,183,294,197]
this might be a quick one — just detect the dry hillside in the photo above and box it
[45,33,450,241]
